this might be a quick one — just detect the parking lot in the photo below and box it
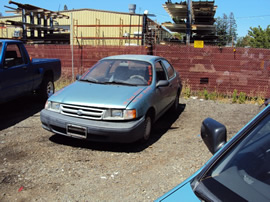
[0,96,261,201]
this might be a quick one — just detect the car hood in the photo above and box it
[155,179,199,202]
[50,81,146,108]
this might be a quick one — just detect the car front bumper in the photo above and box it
[40,109,146,143]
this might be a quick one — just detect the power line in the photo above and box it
[236,15,270,19]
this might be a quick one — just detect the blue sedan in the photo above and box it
[156,105,270,201]
[40,55,182,143]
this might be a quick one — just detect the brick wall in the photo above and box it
[25,44,270,97]
[155,45,270,97]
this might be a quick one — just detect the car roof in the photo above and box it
[101,54,163,63]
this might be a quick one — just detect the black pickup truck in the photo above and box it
[0,40,61,103]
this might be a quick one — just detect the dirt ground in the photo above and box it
[0,96,262,201]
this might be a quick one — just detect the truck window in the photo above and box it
[4,44,24,68]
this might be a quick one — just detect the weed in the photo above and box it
[209,91,217,101]
[238,92,246,104]
[232,89,238,103]
[55,76,73,91]
[256,96,265,106]
[182,80,192,98]
[203,89,209,100]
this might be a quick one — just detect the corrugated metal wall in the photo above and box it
[0,15,21,38]
[0,9,145,46]
[62,10,143,46]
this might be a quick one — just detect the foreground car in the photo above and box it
[40,55,182,143]
[156,105,270,201]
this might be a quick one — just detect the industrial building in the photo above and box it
[0,1,171,45]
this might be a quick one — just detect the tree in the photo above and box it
[215,12,237,46]
[64,5,68,11]
[216,14,229,46]
[228,12,237,43]
[247,25,270,49]
[236,36,251,47]
[0,12,2,17]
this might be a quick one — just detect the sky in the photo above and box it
[0,0,270,37]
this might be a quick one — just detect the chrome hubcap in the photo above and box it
[47,81,54,97]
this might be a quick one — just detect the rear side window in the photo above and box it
[162,59,175,79]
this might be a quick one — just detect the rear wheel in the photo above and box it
[171,92,180,112]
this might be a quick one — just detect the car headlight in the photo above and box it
[45,101,61,112]
[103,109,136,120]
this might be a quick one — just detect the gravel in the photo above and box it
[0,96,261,201]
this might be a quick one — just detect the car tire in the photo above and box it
[39,76,55,101]
[171,92,180,112]
[141,115,152,143]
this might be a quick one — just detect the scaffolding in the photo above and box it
[3,1,69,43]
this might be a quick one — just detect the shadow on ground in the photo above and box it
[49,103,186,153]
[0,96,44,130]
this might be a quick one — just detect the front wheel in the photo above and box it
[141,115,152,143]
[39,76,55,101]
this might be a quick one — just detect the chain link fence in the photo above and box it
[26,44,270,98]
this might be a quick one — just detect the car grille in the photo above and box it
[60,104,106,120]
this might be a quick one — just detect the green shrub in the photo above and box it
[209,91,217,101]
[238,92,246,104]
[232,89,238,103]
[204,89,209,100]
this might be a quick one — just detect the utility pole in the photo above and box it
[186,0,192,45]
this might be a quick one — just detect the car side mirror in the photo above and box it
[201,118,227,155]
[156,80,169,88]
[76,74,82,80]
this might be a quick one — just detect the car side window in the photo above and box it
[155,61,167,82]
[4,44,24,68]
[162,59,175,79]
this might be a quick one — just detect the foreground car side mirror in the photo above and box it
[76,74,82,80]
[156,80,169,88]
[201,118,227,155]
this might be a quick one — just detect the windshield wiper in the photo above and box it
[80,79,98,84]
[103,81,138,86]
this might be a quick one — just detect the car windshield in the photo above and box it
[80,59,153,86]
[194,112,270,201]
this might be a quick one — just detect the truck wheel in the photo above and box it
[141,115,152,143]
[40,76,55,100]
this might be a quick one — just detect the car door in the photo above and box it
[160,59,178,104]
[0,43,31,102]
[153,60,171,116]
